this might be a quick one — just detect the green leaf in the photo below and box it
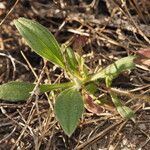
[40,82,74,93]
[110,92,134,119]
[0,81,74,102]
[64,47,79,73]
[85,82,98,95]
[55,88,84,136]
[117,106,134,119]
[75,53,89,79]
[0,82,34,101]
[105,76,113,87]
[90,56,136,81]
[14,18,65,68]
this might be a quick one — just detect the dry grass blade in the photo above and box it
[0,0,20,26]
[75,120,123,150]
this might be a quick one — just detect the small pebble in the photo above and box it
[138,124,146,130]
[122,138,128,145]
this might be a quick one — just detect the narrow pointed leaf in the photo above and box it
[90,56,136,81]
[110,92,134,119]
[40,82,74,93]
[55,88,84,136]
[75,53,89,78]
[0,81,74,102]
[117,106,135,119]
[65,47,79,73]
[14,18,65,68]
[105,76,113,87]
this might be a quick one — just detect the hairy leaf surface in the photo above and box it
[0,81,74,101]
[110,92,134,119]
[91,56,136,81]
[55,88,84,136]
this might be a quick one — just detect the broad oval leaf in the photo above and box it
[90,55,136,81]
[0,82,34,101]
[14,18,65,68]
[0,81,74,102]
[55,88,84,136]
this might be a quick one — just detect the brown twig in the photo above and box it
[75,120,123,150]
[0,0,20,26]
